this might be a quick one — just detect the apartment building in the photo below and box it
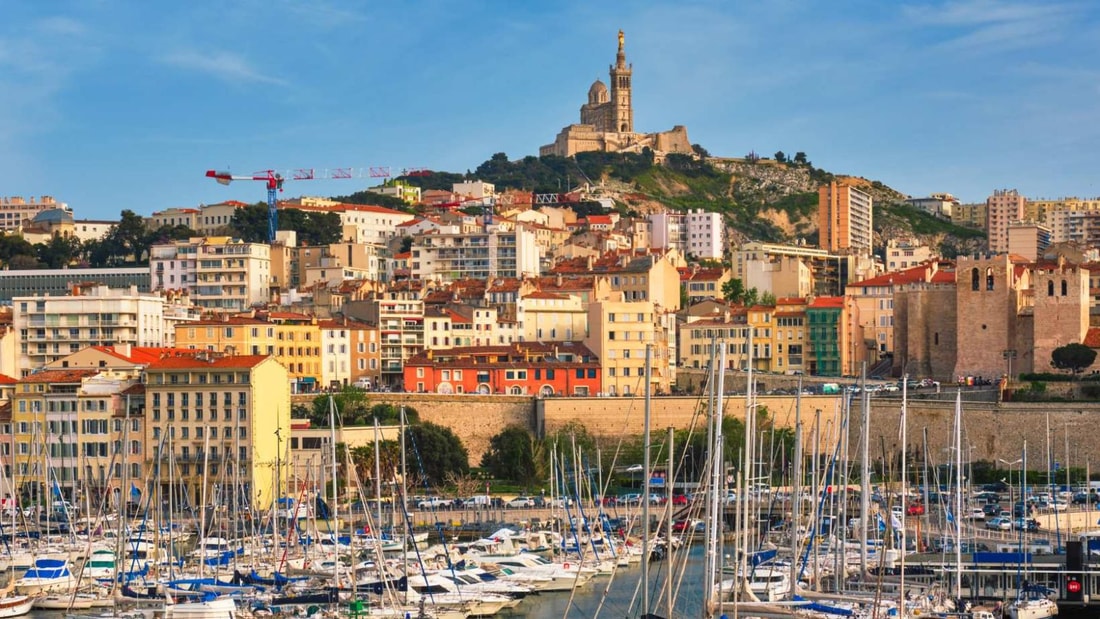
[143,353,289,511]
[150,207,200,230]
[681,267,731,305]
[0,268,150,304]
[345,291,425,388]
[403,342,600,396]
[194,202,247,236]
[0,196,70,232]
[905,194,958,219]
[806,296,864,377]
[885,240,933,271]
[349,323,382,388]
[818,181,873,255]
[649,210,724,260]
[986,189,1026,254]
[13,285,200,374]
[150,237,271,311]
[11,368,141,503]
[515,292,588,342]
[584,298,671,396]
[410,224,540,282]
[1007,222,1052,262]
[175,314,323,393]
[952,203,988,229]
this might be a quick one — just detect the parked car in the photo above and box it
[671,494,689,506]
[966,508,987,520]
[981,482,1010,493]
[982,503,1003,518]
[906,503,925,516]
[416,496,452,509]
[617,493,643,505]
[625,464,645,473]
[1072,491,1097,505]
[506,496,535,509]
[1012,517,1041,532]
[985,517,1012,531]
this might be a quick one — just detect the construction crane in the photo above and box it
[205,166,430,242]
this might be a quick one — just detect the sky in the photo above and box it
[2,0,1099,220]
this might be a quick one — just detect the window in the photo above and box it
[986,267,994,291]
[971,268,980,291]
[1047,281,1055,296]
[1062,279,1068,296]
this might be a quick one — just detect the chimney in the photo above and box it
[556,273,563,288]
[116,343,132,360]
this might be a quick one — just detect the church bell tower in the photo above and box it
[609,30,633,134]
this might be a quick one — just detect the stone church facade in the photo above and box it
[540,32,693,158]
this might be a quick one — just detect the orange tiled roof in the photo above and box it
[809,296,845,308]
[0,373,17,385]
[680,267,726,282]
[20,369,99,383]
[1085,328,1100,348]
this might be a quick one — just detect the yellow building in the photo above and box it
[677,298,808,374]
[143,353,289,511]
[11,369,140,503]
[175,313,323,393]
[583,298,671,396]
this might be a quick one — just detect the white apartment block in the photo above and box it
[885,239,933,271]
[12,285,200,374]
[0,196,69,232]
[410,224,540,282]
[149,237,271,311]
[905,193,958,218]
[516,292,589,342]
[452,180,496,201]
[649,210,724,260]
[986,189,1026,254]
[335,205,416,245]
[319,319,351,389]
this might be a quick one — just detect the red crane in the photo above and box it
[205,167,430,242]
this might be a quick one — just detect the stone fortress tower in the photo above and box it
[540,31,691,158]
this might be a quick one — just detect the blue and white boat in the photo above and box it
[13,558,76,595]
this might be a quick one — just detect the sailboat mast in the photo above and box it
[373,419,383,534]
[858,362,870,577]
[790,378,802,597]
[899,375,908,611]
[954,391,963,596]
[666,425,675,619]
[327,396,340,587]
[641,344,652,615]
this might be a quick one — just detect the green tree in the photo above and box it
[406,422,469,486]
[112,210,154,263]
[148,224,199,244]
[760,291,777,306]
[399,236,413,253]
[228,202,271,243]
[1051,343,1097,375]
[481,426,540,485]
[721,278,746,303]
[774,151,787,163]
[0,234,35,265]
[8,254,40,269]
[691,143,710,158]
[743,287,760,307]
[793,152,808,165]
[36,235,82,269]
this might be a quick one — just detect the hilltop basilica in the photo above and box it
[539,31,693,158]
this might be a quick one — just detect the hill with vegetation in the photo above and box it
[387,150,987,258]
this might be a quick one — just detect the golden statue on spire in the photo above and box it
[618,29,624,49]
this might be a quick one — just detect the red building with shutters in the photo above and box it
[403,342,601,396]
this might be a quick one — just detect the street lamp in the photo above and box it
[999,458,1023,511]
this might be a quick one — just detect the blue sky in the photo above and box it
[2,0,1098,220]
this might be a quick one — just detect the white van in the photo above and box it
[353,377,371,390]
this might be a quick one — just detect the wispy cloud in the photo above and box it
[902,0,1080,53]
[160,49,286,86]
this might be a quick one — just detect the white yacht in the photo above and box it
[14,558,77,595]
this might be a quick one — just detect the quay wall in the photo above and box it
[294,393,1100,469]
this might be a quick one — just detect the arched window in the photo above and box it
[971,268,980,291]
[1062,279,1068,296]
[1048,281,1055,296]
[986,267,994,291]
